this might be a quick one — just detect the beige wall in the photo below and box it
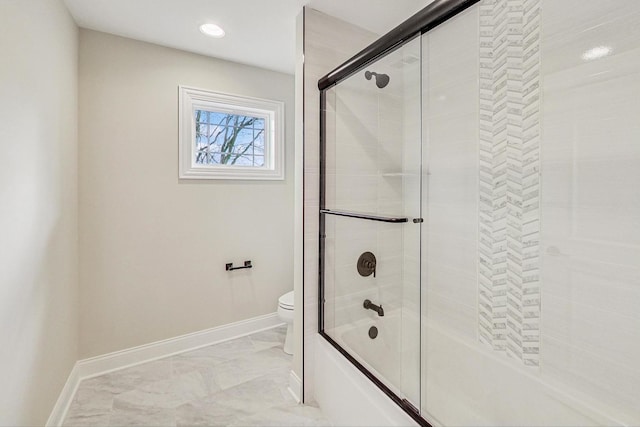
[0,0,79,424]
[78,30,295,358]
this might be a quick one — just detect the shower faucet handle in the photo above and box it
[362,260,376,278]
[357,252,377,278]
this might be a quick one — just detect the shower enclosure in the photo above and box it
[317,0,640,425]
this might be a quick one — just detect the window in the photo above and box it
[179,86,284,180]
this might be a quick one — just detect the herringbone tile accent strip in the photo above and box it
[478,0,541,367]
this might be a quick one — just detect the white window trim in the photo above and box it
[179,85,285,180]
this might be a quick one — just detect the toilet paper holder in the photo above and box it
[226,260,253,271]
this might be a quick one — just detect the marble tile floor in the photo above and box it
[63,326,330,427]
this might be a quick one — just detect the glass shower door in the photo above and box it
[420,1,640,425]
[320,36,423,409]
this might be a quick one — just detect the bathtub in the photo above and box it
[325,308,420,406]
[317,318,628,426]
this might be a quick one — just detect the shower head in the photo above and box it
[364,70,390,89]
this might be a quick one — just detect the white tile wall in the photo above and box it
[321,36,423,403]
[539,0,640,418]
[421,3,480,346]
[302,8,377,402]
[420,0,640,425]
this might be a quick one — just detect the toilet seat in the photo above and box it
[278,290,294,310]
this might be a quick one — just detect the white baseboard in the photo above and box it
[46,364,81,427]
[46,312,283,426]
[288,369,302,403]
[75,312,283,380]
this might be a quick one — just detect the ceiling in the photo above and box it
[63,0,432,74]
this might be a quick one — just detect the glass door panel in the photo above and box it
[421,1,640,425]
[320,35,422,407]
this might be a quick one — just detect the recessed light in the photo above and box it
[582,46,612,61]
[200,23,225,38]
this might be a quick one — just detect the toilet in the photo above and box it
[277,290,294,355]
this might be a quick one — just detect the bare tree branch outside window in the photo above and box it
[195,110,265,166]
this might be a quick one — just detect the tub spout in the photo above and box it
[363,299,384,317]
